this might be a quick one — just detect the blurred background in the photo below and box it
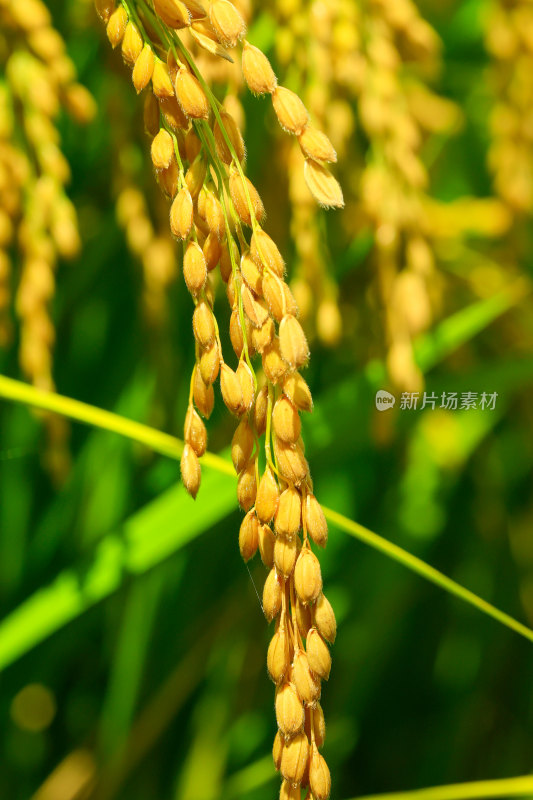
[1,0,533,798]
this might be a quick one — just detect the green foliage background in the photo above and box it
[1,1,533,799]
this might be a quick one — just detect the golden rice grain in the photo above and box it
[159,94,188,130]
[145,94,159,136]
[151,128,174,170]
[183,0,207,18]
[275,682,304,737]
[231,417,254,472]
[250,229,285,276]
[251,315,274,354]
[63,84,97,123]
[184,404,207,456]
[295,597,312,639]
[303,493,328,547]
[205,190,225,238]
[279,314,309,369]
[256,466,280,523]
[282,372,313,412]
[294,548,322,604]
[181,442,201,498]
[242,40,277,94]
[309,743,331,800]
[214,110,245,163]
[280,731,309,784]
[272,86,309,135]
[193,365,214,418]
[157,159,180,197]
[298,127,337,163]
[279,781,300,800]
[314,593,336,644]
[273,395,301,443]
[263,566,282,622]
[258,523,275,568]
[151,61,174,98]
[274,486,302,537]
[306,703,326,749]
[261,273,286,322]
[219,241,233,282]
[292,649,321,704]
[190,26,234,61]
[183,241,207,295]
[199,339,221,384]
[229,167,265,226]
[192,299,216,348]
[242,284,269,327]
[209,0,246,48]
[239,509,259,561]
[185,157,207,199]
[273,534,299,577]
[203,231,221,271]
[236,360,254,411]
[220,362,244,415]
[273,438,309,485]
[132,43,154,93]
[121,21,143,66]
[303,159,344,208]
[240,250,263,294]
[95,0,115,23]
[262,338,289,385]
[175,67,209,119]
[154,0,191,28]
[306,628,331,681]
[106,6,128,48]
[267,627,290,684]
[229,308,245,357]
[170,187,194,240]
[253,384,268,435]
[273,731,283,771]
[238,458,258,510]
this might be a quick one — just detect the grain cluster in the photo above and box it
[95,0,341,795]
[485,0,533,214]
[0,0,95,482]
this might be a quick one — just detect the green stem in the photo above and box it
[130,0,263,379]
[347,775,533,800]
[168,127,185,177]
[193,121,255,379]
[264,383,274,470]
[323,505,533,644]
[121,0,149,41]
[0,375,232,477]
[136,0,172,51]
[169,34,261,231]
[1,374,533,644]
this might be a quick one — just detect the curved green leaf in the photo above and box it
[346,774,533,800]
